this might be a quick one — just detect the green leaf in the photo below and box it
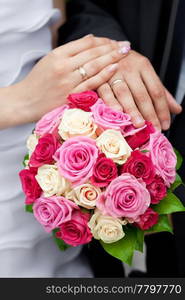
[174,148,183,170]
[135,228,144,252]
[153,191,185,214]
[23,153,29,167]
[100,226,137,266]
[52,229,71,251]
[141,150,150,153]
[145,215,173,234]
[25,204,33,213]
[170,173,182,191]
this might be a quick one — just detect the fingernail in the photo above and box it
[85,34,94,37]
[135,116,145,125]
[118,46,131,54]
[108,63,118,72]
[118,41,131,48]
[162,120,170,130]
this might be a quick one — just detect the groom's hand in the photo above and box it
[98,50,182,130]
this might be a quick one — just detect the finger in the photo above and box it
[141,65,171,130]
[54,34,112,57]
[73,46,130,86]
[72,63,119,92]
[165,88,182,114]
[125,74,161,130]
[71,42,128,68]
[98,83,123,111]
[110,77,145,126]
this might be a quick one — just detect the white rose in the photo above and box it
[66,183,101,209]
[26,133,39,156]
[36,164,70,197]
[88,210,126,243]
[96,129,132,164]
[58,108,97,140]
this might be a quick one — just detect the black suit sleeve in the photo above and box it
[58,0,127,45]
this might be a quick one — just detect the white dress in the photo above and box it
[0,0,93,278]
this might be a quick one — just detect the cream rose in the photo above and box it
[66,183,101,209]
[96,129,132,164]
[35,164,70,197]
[88,211,126,243]
[26,133,39,156]
[58,108,97,140]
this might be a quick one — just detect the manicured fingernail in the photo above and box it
[135,116,145,125]
[85,34,94,37]
[108,63,118,72]
[118,41,131,48]
[118,46,131,54]
[162,120,170,130]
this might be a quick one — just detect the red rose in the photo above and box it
[56,211,92,246]
[19,168,42,204]
[29,134,59,168]
[68,91,98,112]
[121,150,155,184]
[126,121,155,149]
[91,153,118,187]
[136,208,159,230]
[147,175,167,204]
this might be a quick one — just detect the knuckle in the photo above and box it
[141,55,150,67]
[114,84,127,97]
[110,51,119,60]
[86,62,98,75]
[151,87,165,99]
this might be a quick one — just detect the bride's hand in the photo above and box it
[1,35,130,128]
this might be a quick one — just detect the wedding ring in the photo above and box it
[110,79,123,88]
[78,66,88,80]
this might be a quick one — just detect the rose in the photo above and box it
[56,210,92,246]
[147,175,167,204]
[125,121,155,149]
[19,168,42,204]
[66,183,101,209]
[68,90,98,111]
[35,164,70,197]
[91,153,118,187]
[35,104,68,136]
[88,210,126,243]
[135,208,159,230]
[26,133,39,157]
[58,108,97,140]
[121,150,155,184]
[29,134,60,168]
[96,129,132,165]
[143,131,176,187]
[33,196,78,232]
[54,136,99,186]
[91,99,131,130]
[97,173,151,220]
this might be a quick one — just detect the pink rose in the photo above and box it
[121,150,155,184]
[91,99,131,130]
[33,196,78,232]
[147,175,167,204]
[35,105,68,136]
[68,91,98,112]
[135,208,159,230]
[97,173,151,220]
[56,210,92,246]
[125,121,155,149]
[144,131,176,187]
[91,153,118,187]
[54,136,99,186]
[29,134,60,168]
[19,168,42,204]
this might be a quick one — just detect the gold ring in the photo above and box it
[78,66,88,80]
[110,79,123,88]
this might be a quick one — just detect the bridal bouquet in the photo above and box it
[19,91,185,265]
